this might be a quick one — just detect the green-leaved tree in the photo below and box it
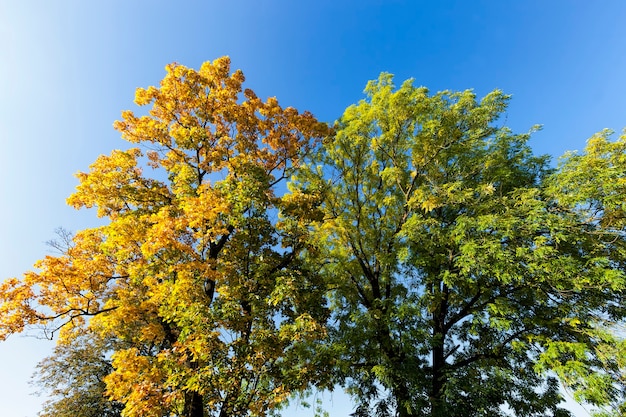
[32,329,124,417]
[300,74,626,417]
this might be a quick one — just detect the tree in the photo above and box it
[32,329,124,417]
[301,74,626,416]
[27,230,124,417]
[544,129,626,416]
[0,57,331,417]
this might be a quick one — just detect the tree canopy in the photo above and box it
[297,74,626,417]
[2,59,626,417]
[1,57,330,417]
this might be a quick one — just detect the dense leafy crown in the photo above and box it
[1,57,330,417]
[1,62,626,417]
[298,75,626,417]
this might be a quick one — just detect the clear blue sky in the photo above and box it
[1,1,625,416]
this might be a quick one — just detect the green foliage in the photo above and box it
[32,330,124,417]
[296,74,626,416]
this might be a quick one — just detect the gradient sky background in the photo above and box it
[1,1,626,416]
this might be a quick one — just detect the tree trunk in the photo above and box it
[430,280,449,417]
[431,340,446,417]
[184,390,205,417]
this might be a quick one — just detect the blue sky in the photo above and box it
[1,1,625,416]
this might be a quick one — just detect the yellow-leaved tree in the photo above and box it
[0,57,331,417]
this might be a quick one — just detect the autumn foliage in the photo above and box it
[2,58,626,417]
[1,57,330,417]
